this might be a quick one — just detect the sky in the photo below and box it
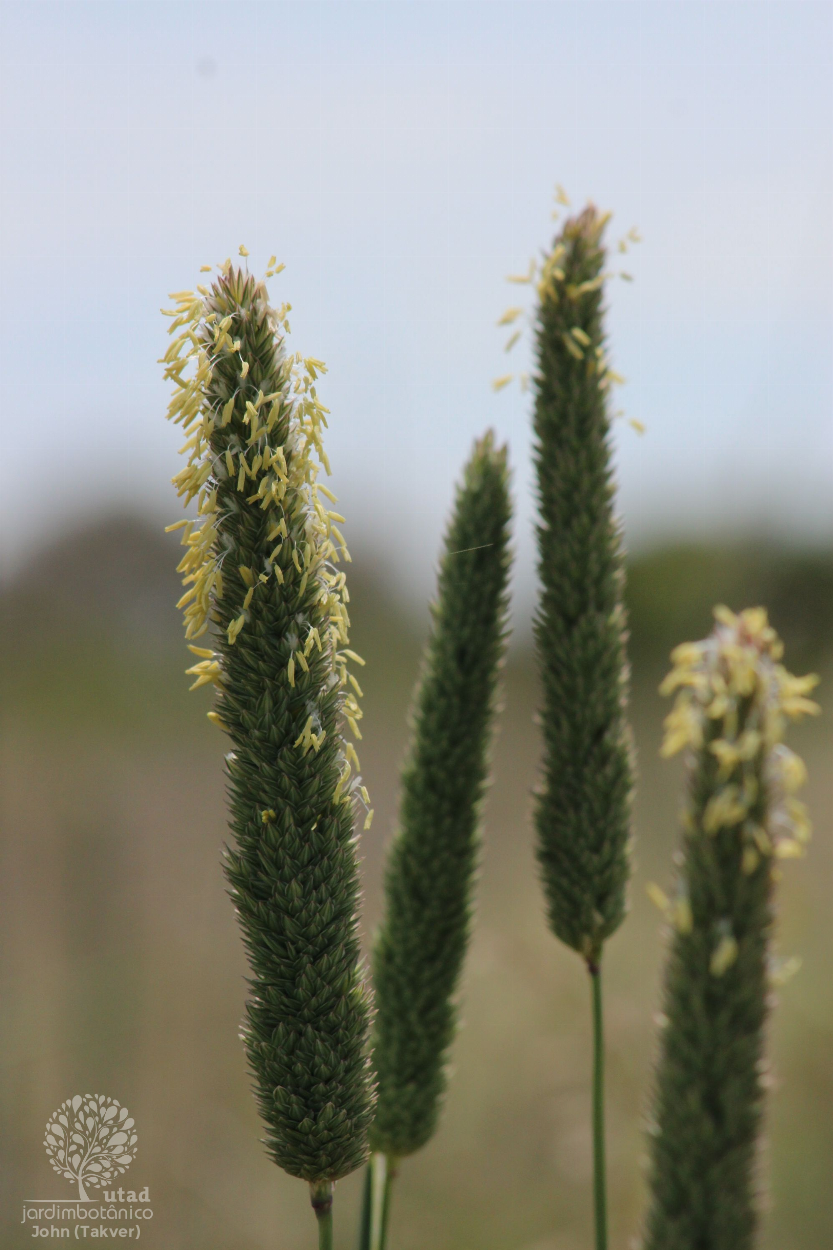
[1,0,831,604]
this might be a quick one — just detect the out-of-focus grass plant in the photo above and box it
[645,607,819,1250]
[496,198,635,1250]
[360,433,512,1250]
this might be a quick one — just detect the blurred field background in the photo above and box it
[1,515,830,1250]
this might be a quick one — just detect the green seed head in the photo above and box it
[370,432,512,1158]
[531,204,634,963]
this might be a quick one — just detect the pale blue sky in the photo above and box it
[1,1,831,602]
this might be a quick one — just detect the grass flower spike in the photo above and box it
[530,203,634,1250]
[532,203,633,964]
[364,433,512,1247]
[645,606,819,1250]
[162,258,374,1244]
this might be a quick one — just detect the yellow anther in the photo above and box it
[710,935,738,977]
[227,615,246,644]
[497,307,523,326]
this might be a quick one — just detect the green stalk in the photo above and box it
[357,1150,395,1250]
[589,963,607,1250]
[358,1152,394,1250]
[311,1182,334,1250]
[379,1164,395,1250]
[357,1164,372,1250]
[368,1152,394,1250]
[316,1211,333,1250]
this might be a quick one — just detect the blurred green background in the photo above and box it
[0,516,830,1249]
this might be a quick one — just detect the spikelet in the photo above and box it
[161,260,374,1185]
[644,607,819,1250]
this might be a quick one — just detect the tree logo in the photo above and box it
[44,1095,137,1200]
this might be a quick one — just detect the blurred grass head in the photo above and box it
[530,202,634,965]
[370,431,513,1161]
[645,606,819,1250]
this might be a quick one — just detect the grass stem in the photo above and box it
[589,961,608,1250]
[357,1163,372,1250]
[368,1151,394,1250]
[311,1181,334,1250]
[316,1207,333,1250]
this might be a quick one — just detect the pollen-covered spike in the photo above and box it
[161,261,374,1190]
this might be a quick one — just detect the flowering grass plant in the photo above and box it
[163,256,374,1247]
